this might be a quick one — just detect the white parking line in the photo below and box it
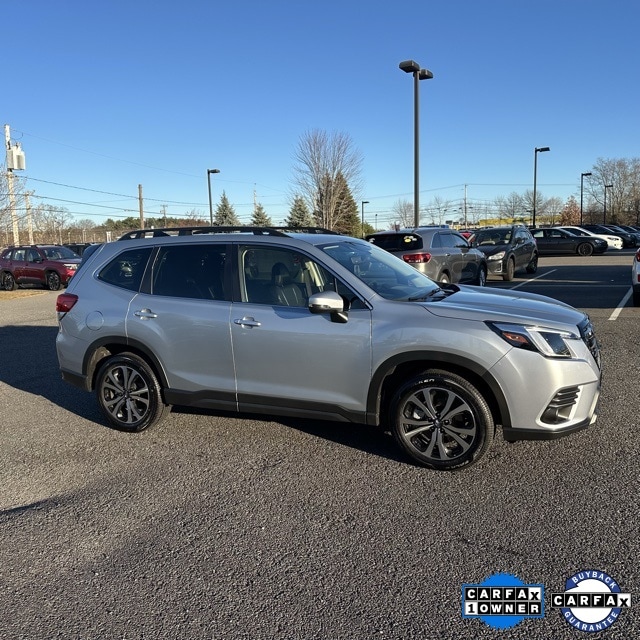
[610,289,632,320]
[507,269,557,290]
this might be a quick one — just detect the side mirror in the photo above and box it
[308,290,348,323]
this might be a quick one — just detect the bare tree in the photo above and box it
[292,129,363,230]
[391,198,414,228]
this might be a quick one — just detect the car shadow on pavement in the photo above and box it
[0,324,102,421]
[173,408,409,465]
[1,324,408,464]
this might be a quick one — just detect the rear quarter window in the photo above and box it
[98,247,152,291]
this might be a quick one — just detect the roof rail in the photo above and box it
[117,225,340,241]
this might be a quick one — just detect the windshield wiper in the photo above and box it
[408,287,444,301]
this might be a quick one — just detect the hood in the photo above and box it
[53,257,82,264]
[422,285,586,329]
[473,244,509,257]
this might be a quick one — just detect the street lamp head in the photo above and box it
[418,69,434,80]
[399,59,421,73]
[362,200,370,205]
[536,147,550,153]
[605,184,613,188]
[582,172,592,177]
[208,168,220,175]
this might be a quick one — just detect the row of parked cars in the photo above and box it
[365,222,640,287]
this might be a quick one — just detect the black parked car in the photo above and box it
[607,224,640,246]
[468,225,538,281]
[530,228,607,256]
[581,224,636,248]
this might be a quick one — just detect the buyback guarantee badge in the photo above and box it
[552,569,631,632]
[462,572,544,629]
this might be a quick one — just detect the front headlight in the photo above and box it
[487,251,505,261]
[487,322,579,358]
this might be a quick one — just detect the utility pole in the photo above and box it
[161,204,167,226]
[25,191,34,244]
[4,124,20,245]
[138,184,144,229]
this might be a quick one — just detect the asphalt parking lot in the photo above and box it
[1,252,638,640]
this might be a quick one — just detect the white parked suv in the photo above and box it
[55,226,602,470]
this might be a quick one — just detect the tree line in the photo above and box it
[2,133,640,247]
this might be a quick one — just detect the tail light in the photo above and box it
[56,293,78,315]
[403,252,432,264]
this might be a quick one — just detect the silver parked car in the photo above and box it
[55,226,601,470]
[365,227,487,286]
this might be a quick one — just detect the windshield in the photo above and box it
[43,246,80,259]
[472,228,512,246]
[318,239,440,300]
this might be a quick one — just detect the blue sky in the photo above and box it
[4,0,639,228]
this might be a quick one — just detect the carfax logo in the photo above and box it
[551,569,631,632]
[461,572,544,629]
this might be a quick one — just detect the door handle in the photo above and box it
[234,316,261,328]
[134,309,158,319]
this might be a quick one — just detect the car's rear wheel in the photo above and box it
[475,265,487,286]
[577,242,594,257]
[95,352,170,432]
[502,258,515,281]
[2,272,17,291]
[390,370,494,470]
[525,254,538,274]
[633,289,640,307]
[46,271,62,291]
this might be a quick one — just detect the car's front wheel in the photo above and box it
[95,352,170,432]
[390,370,494,470]
[502,258,515,281]
[2,272,17,291]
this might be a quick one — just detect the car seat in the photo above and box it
[269,262,306,307]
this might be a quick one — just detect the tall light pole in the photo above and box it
[207,168,221,224]
[399,60,434,228]
[604,184,613,224]
[580,172,592,225]
[532,146,550,228]
[361,200,369,237]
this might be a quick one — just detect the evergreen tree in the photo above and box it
[214,191,240,225]
[251,202,272,226]
[332,173,360,236]
[285,195,315,228]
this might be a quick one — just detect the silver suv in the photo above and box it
[55,226,601,470]
[366,227,487,286]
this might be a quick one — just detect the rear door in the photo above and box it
[125,243,237,405]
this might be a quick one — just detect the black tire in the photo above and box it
[46,271,62,291]
[525,254,538,274]
[502,258,515,281]
[577,242,594,257]
[633,289,640,307]
[2,272,17,291]
[390,369,495,470]
[474,265,487,287]
[95,352,170,432]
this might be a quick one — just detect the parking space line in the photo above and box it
[507,269,557,290]
[610,289,632,320]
